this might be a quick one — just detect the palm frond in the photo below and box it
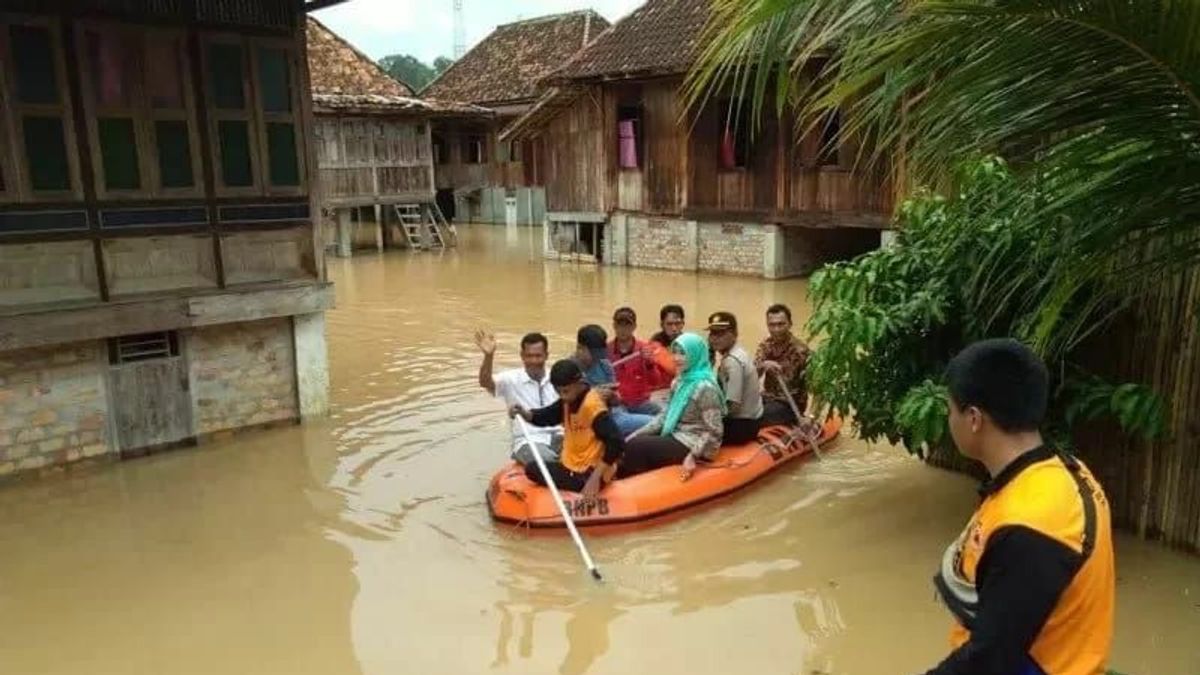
[685,0,1200,363]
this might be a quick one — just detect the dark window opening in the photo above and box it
[617,104,642,170]
[432,134,447,164]
[818,109,842,167]
[266,121,299,186]
[463,135,484,164]
[155,120,194,188]
[98,117,141,190]
[109,332,180,365]
[209,43,246,110]
[23,116,71,191]
[719,100,751,170]
[11,25,59,105]
[218,119,253,187]
[258,47,292,113]
[509,140,522,163]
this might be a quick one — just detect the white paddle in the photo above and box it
[514,415,603,581]
[610,351,643,368]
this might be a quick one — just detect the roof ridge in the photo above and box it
[542,7,627,83]
[307,16,413,96]
[496,9,601,29]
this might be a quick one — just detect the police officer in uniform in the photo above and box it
[924,339,1115,675]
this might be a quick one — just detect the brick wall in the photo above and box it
[187,318,299,435]
[698,223,767,276]
[0,342,111,477]
[626,217,695,271]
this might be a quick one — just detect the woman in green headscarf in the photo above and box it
[620,332,727,481]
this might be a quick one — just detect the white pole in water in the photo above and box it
[514,416,603,581]
[775,370,822,461]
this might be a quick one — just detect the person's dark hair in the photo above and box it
[946,338,1049,432]
[613,306,637,324]
[766,303,792,323]
[660,304,685,322]
[576,324,608,350]
[520,333,549,352]
[550,359,583,387]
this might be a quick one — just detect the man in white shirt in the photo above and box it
[476,330,562,465]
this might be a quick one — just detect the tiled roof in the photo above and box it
[550,0,708,81]
[307,17,414,98]
[312,93,491,116]
[420,10,610,105]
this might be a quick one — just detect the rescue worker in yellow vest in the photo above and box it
[925,339,1114,675]
[509,359,626,503]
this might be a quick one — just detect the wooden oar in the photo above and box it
[773,370,823,461]
[514,416,603,581]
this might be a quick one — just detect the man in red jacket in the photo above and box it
[608,307,674,414]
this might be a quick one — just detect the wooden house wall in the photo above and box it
[315,116,434,207]
[535,75,893,223]
[688,98,780,214]
[17,0,297,30]
[432,120,528,194]
[0,7,317,309]
[789,114,893,216]
[541,87,606,214]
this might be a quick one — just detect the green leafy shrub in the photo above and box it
[806,157,1166,456]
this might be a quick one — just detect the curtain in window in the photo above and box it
[618,119,638,169]
[720,126,737,170]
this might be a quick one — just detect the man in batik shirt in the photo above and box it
[755,303,811,426]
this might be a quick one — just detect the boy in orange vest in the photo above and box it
[510,359,626,502]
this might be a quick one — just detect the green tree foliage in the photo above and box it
[378,54,454,91]
[686,0,1200,363]
[806,158,1167,456]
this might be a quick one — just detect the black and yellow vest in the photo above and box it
[935,447,1115,674]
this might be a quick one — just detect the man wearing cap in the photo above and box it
[706,311,764,445]
[608,307,674,414]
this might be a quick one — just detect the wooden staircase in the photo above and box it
[392,204,455,250]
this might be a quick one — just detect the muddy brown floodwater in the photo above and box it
[1,225,1197,675]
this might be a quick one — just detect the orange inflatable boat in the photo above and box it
[486,416,843,528]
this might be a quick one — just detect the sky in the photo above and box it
[313,0,643,65]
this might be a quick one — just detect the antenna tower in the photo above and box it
[452,0,466,59]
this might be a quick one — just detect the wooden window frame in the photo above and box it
[719,99,751,172]
[0,14,83,203]
[817,109,843,169]
[76,21,204,200]
[204,34,262,196]
[250,37,306,197]
[204,34,308,197]
[616,103,643,171]
[463,135,484,165]
[0,23,14,203]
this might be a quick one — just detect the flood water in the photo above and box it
[1,225,1197,675]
